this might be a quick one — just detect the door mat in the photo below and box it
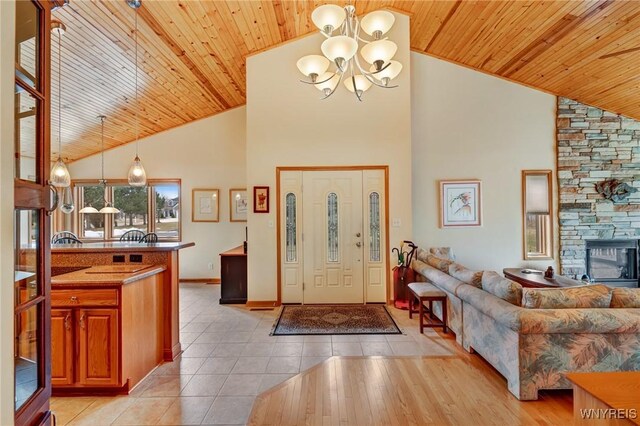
[272,304,402,335]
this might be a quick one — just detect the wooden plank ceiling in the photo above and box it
[51,0,640,162]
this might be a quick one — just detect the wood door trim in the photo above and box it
[275,166,391,305]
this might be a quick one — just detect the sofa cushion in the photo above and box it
[411,259,466,295]
[415,248,429,263]
[426,255,454,273]
[408,282,446,298]
[610,287,640,308]
[521,284,612,309]
[481,271,523,306]
[430,247,453,260]
[449,263,483,288]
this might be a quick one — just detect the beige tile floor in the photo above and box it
[52,283,457,425]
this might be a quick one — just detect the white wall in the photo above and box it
[246,13,413,302]
[69,106,247,279]
[411,53,558,272]
[0,0,15,422]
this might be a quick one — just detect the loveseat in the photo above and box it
[410,248,640,400]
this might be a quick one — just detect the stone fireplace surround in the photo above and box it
[557,97,640,281]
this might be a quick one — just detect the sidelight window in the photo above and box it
[327,193,339,262]
[369,192,381,262]
[285,193,297,262]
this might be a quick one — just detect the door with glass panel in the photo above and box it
[14,1,53,425]
[280,169,387,304]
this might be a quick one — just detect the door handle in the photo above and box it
[46,183,59,216]
[355,232,361,237]
[355,242,362,248]
[79,313,85,329]
[64,314,71,331]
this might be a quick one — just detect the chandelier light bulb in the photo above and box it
[360,11,395,39]
[344,75,372,94]
[311,4,346,34]
[360,40,397,70]
[370,60,403,85]
[321,36,358,65]
[296,55,330,81]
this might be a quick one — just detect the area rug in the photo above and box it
[272,305,402,335]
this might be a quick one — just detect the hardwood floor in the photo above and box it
[248,356,573,426]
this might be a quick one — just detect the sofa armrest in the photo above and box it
[517,308,640,334]
[456,284,523,330]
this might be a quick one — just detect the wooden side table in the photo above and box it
[567,372,640,425]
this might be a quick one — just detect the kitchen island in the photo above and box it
[51,242,194,361]
[51,264,166,394]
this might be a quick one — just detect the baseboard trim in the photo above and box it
[180,277,220,284]
[246,300,281,309]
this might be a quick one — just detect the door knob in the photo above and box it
[355,232,361,237]
[355,242,362,248]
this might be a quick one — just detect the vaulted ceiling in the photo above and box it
[51,0,640,162]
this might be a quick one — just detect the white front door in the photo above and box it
[302,171,364,304]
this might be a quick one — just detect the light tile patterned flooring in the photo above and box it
[52,283,457,425]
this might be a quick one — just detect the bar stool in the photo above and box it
[408,282,448,334]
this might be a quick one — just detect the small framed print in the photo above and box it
[192,189,219,222]
[439,180,482,227]
[229,188,248,222]
[253,186,269,213]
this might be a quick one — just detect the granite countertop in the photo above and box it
[51,264,166,287]
[51,241,195,253]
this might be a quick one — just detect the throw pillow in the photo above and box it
[481,271,523,306]
[448,263,483,288]
[415,248,429,263]
[430,247,453,260]
[426,254,454,273]
[522,284,613,309]
[610,287,640,308]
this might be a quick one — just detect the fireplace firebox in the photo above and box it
[585,239,639,288]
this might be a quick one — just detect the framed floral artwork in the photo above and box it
[439,180,482,227]
[229,188,247,222]
[253,186,269,213]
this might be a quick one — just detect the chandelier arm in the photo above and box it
[299,73,337,85]
[320,71,344,100]
[353,54,391,77]
[348,61,363,102]
[361,71,399,89]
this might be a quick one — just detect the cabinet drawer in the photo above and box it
[52,289,118,307]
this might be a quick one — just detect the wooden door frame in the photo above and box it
[276,166,391,305]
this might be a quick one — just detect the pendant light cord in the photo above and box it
[100,116,105,182]
[134,10,139,157]
[58,29,62,158]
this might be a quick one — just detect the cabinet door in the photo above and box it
[77,309,119,386]
[51,309,73,386]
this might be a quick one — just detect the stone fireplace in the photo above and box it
[557,97,640,286]
[585,239,638,287]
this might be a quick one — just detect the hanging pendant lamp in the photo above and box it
[49,20,71,187]
[127,0,147,187]
[79,116,120,214]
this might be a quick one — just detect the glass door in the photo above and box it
[14,1,54,425]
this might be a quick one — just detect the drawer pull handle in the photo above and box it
[79,314,85,329]
[64,314,71,331]
[70,296,78,303]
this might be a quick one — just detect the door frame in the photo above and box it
[276,166,390,305]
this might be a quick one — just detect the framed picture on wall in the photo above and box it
[229,188,248,222]
[253,186,269,213]
[439,180,482,227]
[192,188,219,222]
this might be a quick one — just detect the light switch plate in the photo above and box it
[392,218,401,227]
[268,220,274,228]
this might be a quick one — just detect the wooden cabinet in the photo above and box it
[51,309,73,386]
[220,246,247,304]
[77,309,119,386]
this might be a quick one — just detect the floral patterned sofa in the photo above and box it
[410,248,640,400]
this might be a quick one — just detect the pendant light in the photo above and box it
[60,186,74,214]
[127,0,147,187]
[79,116,119,214]
[49,20,71,187]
